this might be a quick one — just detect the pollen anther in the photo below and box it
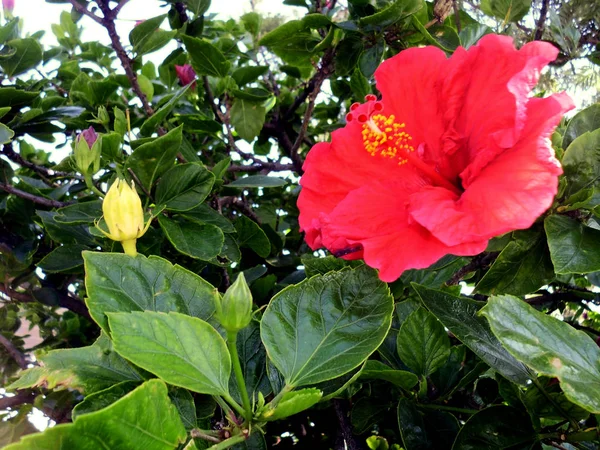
[361,114,414,164]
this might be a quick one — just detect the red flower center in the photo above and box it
[347,96,462,196]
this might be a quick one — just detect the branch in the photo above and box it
[333,399,365,450]
[227,162,295,173]
[1,144,82,180]
[219,196,261,223]
[0,182,71,208]
[0,390,36,411]
[112,0,131,17]
[65,0,103,24]
[0,333,29,370]
[96,1,154,116]
[534,0,550,40]
[447,253,498,285]
[0,284,92,320]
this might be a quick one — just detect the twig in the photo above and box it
[0,333,28,370]
[0,390,36,411]
[112,0,131,17]
[453,0,461,32]
[219,196,261,223]
[96,1,154,116]
[227,162,295,173]
[0,182,71,208]
[534,0,550,40]
[0,284,91,320]
[127,167,153,200]
[65,0,103,24]
[333,399,365,450]
[447,253,497,285]
[1,144,81,180]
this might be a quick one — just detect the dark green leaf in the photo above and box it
[234,216,271,258]
[561,128,600,201]
[37,244,87,272]
[475,231,555,296]
[0,39,43,76]
[563,103,600,149]
[261,266,394,387]
[545,214,600,274]
[413,284,530,385]
[359,0,424,27]
[397,307,450,377]
[181,204,235,233]
[181,35,230,77]
[230,98,267,142]
[72,381,141,419]
[397,397,431,450]
[352,397,392,435]
[155,163,215,212]
[109,311,231,396]
[129,15,176,55]
[158,216,224,261]
[228,175,286,188]
[125,125,183,191]
[55,201,102,224]
[139,85,190,136]
[480,0,531,22]
[359,360,418,389]
[232,66,269,86]
[452,406,536,450]
[359,41,384,78]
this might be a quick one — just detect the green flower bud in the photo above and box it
[96,105,110,126]
[216,273,253,333]
[73,127,101,176]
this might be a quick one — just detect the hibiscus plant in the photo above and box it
[1,0,600,449]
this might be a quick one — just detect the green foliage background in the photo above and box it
[1,0,600,449]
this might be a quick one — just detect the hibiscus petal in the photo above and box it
[320,182,487,282]
[298,102,426,249]
[410,93,574,246]
[374,46,449,171]
[445,35,561,187]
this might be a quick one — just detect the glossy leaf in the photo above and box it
[37,244,87,272]
[562,103,600,149]
[158,215,224,260]
[109,311,231,396]
[72,381,141,420]
[155,163,215,212]
[181,35,230,77]
[83,251,218,334]
[359,360,418,389]
[397,307,451,377]
[234,216,271,258]
[261,266,394,387]
[480,295,600,413]
[230,98,267,142]
[413,284,530,385]
[228,175,287,188]
[261,388,322,421]
[545,214,600,274]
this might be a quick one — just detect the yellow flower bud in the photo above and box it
[100,178,151,257]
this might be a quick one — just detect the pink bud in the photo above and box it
[135,20,144,26]
[175,64,197,88]
[79,126,98,148]
[3,0,14,13]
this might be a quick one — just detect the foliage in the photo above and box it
[0,1,599,449]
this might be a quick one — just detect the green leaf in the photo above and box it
[109,311,231,396]
[54,200,102,224]
[158,216,224,260]
[155,163,215,212]
[413,284,530,385]
[4,380,187,450]
[452,406,536,449]
[397,397,431,450]
[232,66,269,86]
[400,255,467,289]
[352,397,393,435]
[181,204,235,233]
[261,388,322,421]
[475,231,555,296]
[561,128,600,201]
[258,20,320,66]
[0,38,43,77]
[563,103,600,149]
[169,388,198,430]
[397,307,450,377]
[234,216,271,258]
[0,87,39,107]
[181,35,230,77]
[480,0,531,22]
[458,23,492,48]
[430,345,466,396]
[83,251,218,334]
[480,295,600,413]
[350,69,370,100]
[261,266,394,387]
[37,244,87,273]
[545,215,600,274]
[125,125,183,191]
[359,41,384,78]
[359,0,424,27]
[184,0,211,16]
[72,381,141,420]
[129,15,176,55]
[230,98,267,142]
[228,175,287,188]
[302,255,355,277]
[0,123,14,144]
[359,360,418,389]
[139,85,190,137]
[8,334,142,394]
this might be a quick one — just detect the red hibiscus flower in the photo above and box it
[298,34,574,282]
[175,64,197,89]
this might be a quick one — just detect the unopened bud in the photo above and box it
[216,273,253,333]
[175,64,197,89]
[3,0,14,16]
[74,127,101,176]
[99,178,151,257]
